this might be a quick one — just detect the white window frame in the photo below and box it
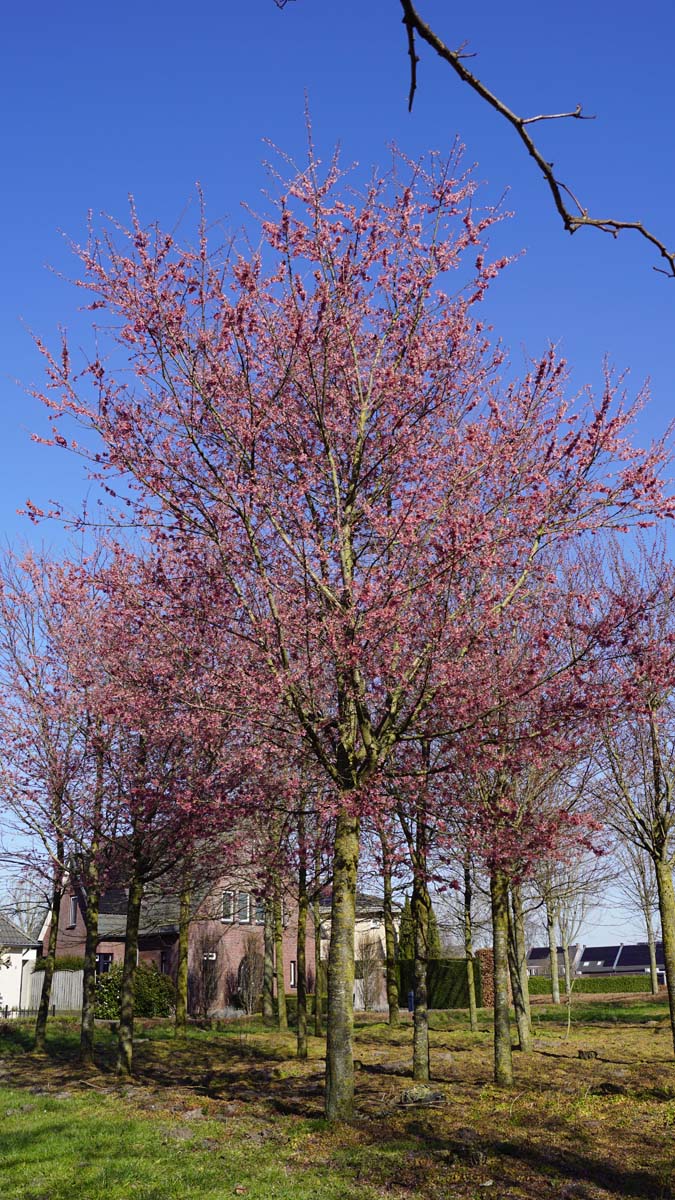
[238,891,251,924]
[222,891,235,922]
[255,897,265,925]
[289,959,297,988]
[67,895,78,928]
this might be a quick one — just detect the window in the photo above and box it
[222,891,235,922]
[95,953,113,975]
[255,897,265,925]
[238,892,251,924]
[160,950,170,975]
[289,960,297,989]
[67,895,78,928]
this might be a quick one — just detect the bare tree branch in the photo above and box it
[398,0,675,277]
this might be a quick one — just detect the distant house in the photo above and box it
[527,941,666,983]
[0,915,41,1013]
[526,944,583,978]
[44,876,314,1016]
[579,943,666,980]
[318,890,401,1011]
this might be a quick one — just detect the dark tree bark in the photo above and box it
[116,871,144,1076]
[35,867,63,1054]
[491,868,513,1087]
[174,878,191,1036]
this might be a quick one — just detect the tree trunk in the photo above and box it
[325,808,359,1122]
[546,901,561,1005]
[464,858,478,1033]
[296,808,308,1059]
[35,873,63,1053]
[174,879,190,1036]
[562,941,572,998]
[507,886,531,1054]
[79,882,100,1065]
[646,906,660,996]
[313,840,323,1037]
[411,874,431,1081]
[380,834,400,1027]
[262,896,275,1024]
[273,880,287,1031]
[654,856,675,1055]
[491,868,513,1087]
[80,732,104,1065]
[511,885,532,1042]
[116,873,144,1076]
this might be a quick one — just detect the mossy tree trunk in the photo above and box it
[35,867,63,1053]
[655,855,675,1055]
[507,884,531,1054]
[273,879,287,1031]
[463,856,478,1033]
[645,905,660,995]
[411,872,431,1081]
[116,871,144,1076]
[80,732,105,1065]
[262,895,275,1024]
[325,807,359,1122]
[79,883,100,1065]
[380,828,400,1027]
[491,868,513,1087]
[562,941,572,998]
[546,901,561,1005]
[313,840,323,1037]
[174,878,191,1036]
[296,803,308,1059]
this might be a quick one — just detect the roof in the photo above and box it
[616,943,665,970]
[97,887,181,940]
[579,946,621,968]
[319,889,401,916]
[0,913,42,949]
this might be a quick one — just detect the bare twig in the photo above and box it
[399,0,675,277]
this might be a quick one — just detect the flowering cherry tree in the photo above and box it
[34,144,671,1115]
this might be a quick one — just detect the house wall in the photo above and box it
[44,879,316,1017]
[0,949,37,1011]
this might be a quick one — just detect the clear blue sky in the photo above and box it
[1,1,673,938]
[1,1,674,543]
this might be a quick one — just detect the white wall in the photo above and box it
[0,949,37,1012]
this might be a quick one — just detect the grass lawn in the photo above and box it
[1,997,674,1200]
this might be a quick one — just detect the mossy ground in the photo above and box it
[0,995,673,1199]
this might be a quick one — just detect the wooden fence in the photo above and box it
[28,968,83,1013]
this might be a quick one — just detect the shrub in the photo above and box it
[398,958,483,1009]
[528,973,658,996]
[33,956,85,972]
[94,962,175,1019]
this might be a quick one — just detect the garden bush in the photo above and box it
[397,958,482,1009]
[528,973,658,996]
[33,956,85,972]
[94,963,175,1019]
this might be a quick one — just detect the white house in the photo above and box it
[0,915,41,1014]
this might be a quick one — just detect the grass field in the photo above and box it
[1,996,674,1200]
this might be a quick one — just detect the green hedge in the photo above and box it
[94,963,175,1019]
[529,973,657,996]
[33,956,85,972]
[282,995,328,1024]
[398,958,482,1009]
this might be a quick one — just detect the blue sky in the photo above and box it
[1,2,673,934]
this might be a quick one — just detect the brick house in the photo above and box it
[48,875,315,1016]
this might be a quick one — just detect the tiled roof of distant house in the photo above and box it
[0,913,42,949]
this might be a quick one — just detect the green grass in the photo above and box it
[1,1004,674,1200]
[0,1082,382,1200]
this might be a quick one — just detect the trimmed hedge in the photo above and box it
[33,956,85,973]
[528,973,658,996]
[398,958,483,1009]
[94,963,175,1019]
